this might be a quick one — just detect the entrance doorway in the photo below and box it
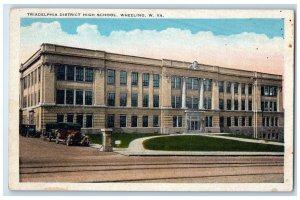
[186,112,205,133]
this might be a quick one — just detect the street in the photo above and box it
[19,136,284,183]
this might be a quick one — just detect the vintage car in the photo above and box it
[55,123,89,146]
[19,124,41,138]
[44,123,61,142]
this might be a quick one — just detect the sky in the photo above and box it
[20,18,284,75]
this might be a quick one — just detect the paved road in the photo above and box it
[19,136,284,183]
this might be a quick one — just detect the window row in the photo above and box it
[220,116,253,127]
[261,85,277,97]
[106,115,160,128]
[56,113,93,128]
[107,92,160,108]
[220,99,252,111]
[23,67,41,89]
[220,82,252,95]
[262,117,279,127]
[56,89,93,105]
[261,101,277,112]
[56,65,94,82]
[23,90,40,108]
[172,76,212,91]
[107,69,160,87]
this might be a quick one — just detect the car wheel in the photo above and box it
[48,136,52,142]
[55,134,60,144]
[66,138,71,146]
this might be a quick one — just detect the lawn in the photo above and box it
[143,135,284,152]
[88,133,161,148]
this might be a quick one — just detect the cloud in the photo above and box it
[20,21,284,75]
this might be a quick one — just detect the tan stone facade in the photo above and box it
[19,43,284,141]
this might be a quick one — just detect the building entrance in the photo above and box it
[186,112,205,133]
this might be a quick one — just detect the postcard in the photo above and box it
[8,8,294,191]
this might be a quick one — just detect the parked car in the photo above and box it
[19,124,41,138]
[55,123,89,146]
[44,123,61,142]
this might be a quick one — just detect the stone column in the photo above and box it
[199,79,204,109]
[181,77,186,108]
[245,84,249,111]
[212,80,219,110]
[238,83,242,110]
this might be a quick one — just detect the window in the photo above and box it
[234,99,238,110]
[248,84,252,95]
[234,116,239,126]
[66,90,74,104]
[107,114,114,128]
[143,95,149,107]
[186,97,192,109]
[153,95,159,107]
[275,118,278,126]
[107,69,115,85]
[274,102,277,111]
[153,115,159,127]
[261,85,277,96]
[234,82,239,94]
[219,99,224,110]
[242,117,245,126]
[56,65,65,80]
[107,92,115,106]
[173,116,182,127]
[57,114,64,123]
[241,100,245,110]
[66,66,75,81]
[227,99,232,110]
[131,116,138,127]
[204,97,211,109]
[76,90,83,105]
[271,117,274,126]
[76,114,83,127]
[269,102,273,111]
[23,77,27,89]
[226,82,231,93]
[142,116,148,127]
[131,93,138,107]
[120,115,127,127]
[241,83,245,94]
[204,79,212,91]
[227,117,231,127]
[131,72,138,86]
[193,79,200,90]
[85,91,93,105]
[76,67,84,81]
[67,114,74,123]
[85,68,93,82]
[172,96,181,108]
[248,100,252,111]
[171,76,182,89]
[205,116,213,127]
[143,73,149,86]
[263,117,266,126]
[86,114,93,128]
[187,78,193,89]
[120,71,127,85]
[120,93,127,106]
[153,74,160,87]
[56,90,65,104]
[219,81,224,93]
[249,117,252,126]
[220,117,224,127]
[192,97,199,109]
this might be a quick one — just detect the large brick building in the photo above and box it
[19,43,284,141]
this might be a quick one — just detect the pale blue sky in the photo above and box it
[21,18,284,38]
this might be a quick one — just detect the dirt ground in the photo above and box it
[19,136,284,183]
